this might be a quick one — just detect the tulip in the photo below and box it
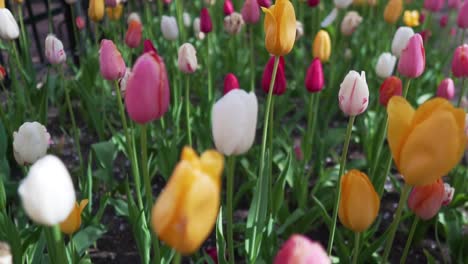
[439,15,448,28]
[205,247,218,264]
[0,242,11,264]
[448,0,461,9]
[178,43,198,74]
[200,8,213,33]
[193,17,206,40]
[18,155,76,226]
[212,90,258,155]
[224,0,234,15]
[258,0,271,7]
[274,234,331,264]
[0,0,4,8]
[384,0,403,24]
[99,39,126,81]
[307,0,320,7]
[295,20,304,40]
[408,179,444,220]
[442,183,454,206]
[424,0,444,12]
[387,96,465,186]
[375,52,397,78]
[262,56,287,95]
[88,0,105,22]
[106,4,123,20]
[0,8,20,40]
[457,1,468,28]
[242,0,260,24]
[419,29,432,43]
[313,30,331,63]
[340,11,363,36]
[338,71,369,116]
[379,76,403,107]
[125,20,143,48]
[75,16,86,30]
[13,122,51,166]
[205,0,216,5]
[163,0,172,4]
[161,15,179,41]
[391,27,415,57]
[224,12,245,35]
[127,12,141,24]
[436,78,455,100]
[125,52,170,124]
[0,65,5,82]
[397,34,425,78]
[305,58,324,93]
[338,170,380,232]
[143,39,158,54]
[261,0,296,56]
[223,73,240,94]
[45,34,66,65]
[403,10,420,27]
[152,147,224,254]
[183,12,191,27]
[105,0,120,7]
[59,199,88,235]
[335,0,352,8]
[451,44,468,78]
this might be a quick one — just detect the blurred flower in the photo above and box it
[398,34,425,78]
[224,12,244,35]
[45,34,66,65]
[384,0,403,24]
[151,147,224,254]
[313,30,331,62]
[0,242,11,264]
[143,39,158,54]
[387,97,465,186]
[193,17,206,40]
[212,89,258,156]
[223,73,239,94]
[307,0,320,7]
[295,20,304,40]
[125,52,170,124]
[88,0,105,22]
[262,56,287,95]
[321,7,338,27]
[451,44,468,78]
[353,0,366,5]
[13,122,51,166]
[338,71,369,116]
[258,0,271,7]
[18,155,76,226]
[442,183,454,206]
[163,0,172,4]
[335,0,353,9]
[424,0,444,12]
[127,12,141,24]
[0,8,20,40]
[457,1,468,28]
[205,247,218,264]
[105,0,120,7]
[392,27,415,57]
[344,48,352,59]
[205,0,216,5]
[0,65,6,82]
[178,43,198,74]
[368,0,377,6]
[305,58,324,93]
[408,179,444,220]
[99,39,126,81]
[375,52,397,78]
[403,10,420,27]
[340,11,362,36]
[60,199,88,235]
[161,16,179,41]
[242,0,260,24]
[294,138,303,161]
[439,15,448,28]
[75,16,86,30]
[125,20,143,48]
[119,68,131,96]
[448,0,461,9]
[338,170,380,232]
[274,234,330,264]
[419,29,432,43]
[419,11,426,24]
[183,12,191,27]
[379,76,402,107]
[224,0,234,15]
[450,27,457,36]
[200,8,213,33]
[436,78,455,100]
[261,0,296,56]
[106,4,123,20]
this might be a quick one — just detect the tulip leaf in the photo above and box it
[215,207,227,264]
[423,249,437,264]
[0,121,6,156]
[0,212,23,264]
[72,225,107,255]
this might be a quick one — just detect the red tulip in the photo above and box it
[305,58,324,93]
[274,234,330,264]
[200,8,213,33]
[397,34,425,78]
[223,73,240,95]
[143,39,158,54]
[224,0,234,15]
[75,16,86,31]
[452,44,468,78]
[125,20,143,48]
[257,0,271,7]
[408,179,445,220]
[457,1,468,28]
[307,0,320,7]
[379,76,402,107]
[436,78,455,100]
[262,56,287,95]
[0,65,6,82]
[99,39,126,81]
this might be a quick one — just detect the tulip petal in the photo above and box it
[79,199,89,212]
[387,96,415,167]
[237,92,258,154]
[200,150,224,189]
[277,0,296,55]
[262,7,278,54]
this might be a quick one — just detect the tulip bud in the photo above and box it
[391,26,415,57]
[76,16,86,30]
[183,12,191,27]
[408,179,444,220]
[403,10,420,27]
[105,0,120,7]
[375,52,397,78]
[295,20,304,41]
[379,76,402,107]
[341,11,363,36]
[18,155,76,226]
[305,58,324,93]
[200,8,213,33]
[0,242,12,264]
[307,0,320,7]
[125,20,143,48]
[439,15,448,28]
[457,1,468,28]
[223,73,240,94]
[242,0,260,24]
[335,0,353,9]
[224,0,234,15]
[212,90,258,155]
[262,56,287,95]
[99,39,126,81]
[261,0,296,56]
[0,65,5,82]
[338,71,369,116]
[178,43,198,74]
[163,0,172,4]
[313,30,332,63]
[424,0,444,12]
[274,234,331,264]
[442,183,454,206]
[125,52,170,124]
[143,39,158,54]
[397,34,425,78]
[451,44,468,78]
[436,78,455,100]
[338,170,380,232]
[0,8,20,40]
[384,0,403,24]
[257,0,271,7]
[59,199,88,235]
[450,27,457,36]
[161,16,179,41]
[88,0,105,22]
[224,12,245,35]
[45,34,66,65]
[106,4,123,20]
[13,122,51,166]
[193,17,206,40]
[448,0,461,10]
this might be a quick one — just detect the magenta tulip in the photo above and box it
[305,58,324,93]
[143,39,158,54]
[451,44,468,78]
[200,8,213,33]
[440,15,448,28]
[224,0,234,15]
[424,0,444,12]
[436,78,455,100]
[223,73,240,95]
[448,0,461,9]
[457,1,468,28]
[397,34,425,78]
[274,234,330,264]
[262,56,287,95]
[257,0,271,7]
[242,0,260,24]
[99,39,126,81]
[307,0,320,7]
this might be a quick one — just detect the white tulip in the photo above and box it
[183,12,191,27]
[45,34,66,65]
[0,8,20,40]
[18,155,76,226]
[178,43,198,74]
[391,27,415,57]
[212,90,258,156]
[224,12,244,35]
[193,17,205,40]
[295,20,304,41]
[334,0,353,9]
[127,12,141,24]
[161,15,179,41]
[0,242,12,264]
[13,122,50,166]
[338,71,369,116]
[375,52,397,78]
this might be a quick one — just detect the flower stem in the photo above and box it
[327,115,356,255]
[185,76,192,146]
[249,26,255,92]
[382,183,412,262]
[140,124,152,209]
[48,225,67,264]
[457,78,466,108]
[173,252,181,264]
[352,232,361,264]
[175,0,186,42]
[400,216,419,264]
[403,79,411,98]
[226,156,236,264]
[207,35,213,102]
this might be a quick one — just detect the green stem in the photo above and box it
[140,124,152,209]
[378,155,394,197]
[435,218,448,264]
[400,216,419,264]
[50,225,67,264]
[268,96,275,212]
[304,93,319,163]
[352,232,361,264]
[382,184,412,262]
[226,156,236,264]
[47,0,53,32]
[207,35,213,102]
[175,0,186,42]
[185,76,192,146]
[70,6,80,55]
[249,26,255,92]
[0,173,5,212]
[327,115,356,255]
[173,252,181,264]
[462,29,466,45]
[370,115,388,180]
[457,78,466,108]
[403,79,411,98]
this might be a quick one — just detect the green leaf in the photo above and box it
[0,121,6,155]
[72,225,107,255]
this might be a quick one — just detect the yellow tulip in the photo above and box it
[338,170,380,232]
[384,0,403,24]
[59,199,88,235]
[387,97,465,186]
[0,0,5,8]
[353,0,367,6]
[151,147,224,255]
[261,0,296,56]
[14,0,23,4]
[312,30,331,63]
[88,0,105,22]
[106,4,123,21]
[403,10,420,27]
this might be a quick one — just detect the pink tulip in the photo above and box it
[439,15,448,28]
[274,234,330,264]
[436,78,455,100]
[424,0,444,12]
[200,8,213,33]
[408,179,445,220]
[75,16,85,31]
[163,0,172,4]
[224,0,234,15]
[257,0,271,7]
[450,27,457,36]
[223,73,240,95]
[307,0,320,7]
[262,56,287,95]
[125,52,170,124]
[448,0,461,9]
[397,34,425,78]
[99,39,126,81]
[451,44,468,78]
[305,58,324,93]
[125,20,143,48]
[457,1,468,28]
[143,39,158,54]
[242,0,260,24]
[442,183,454,206]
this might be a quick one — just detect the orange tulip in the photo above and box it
[59,199,88,235]
[407,179,444,220]
[88,0,105,22]
[261,0,296,56]
[384,0,403,24]
[106,4,123,21]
